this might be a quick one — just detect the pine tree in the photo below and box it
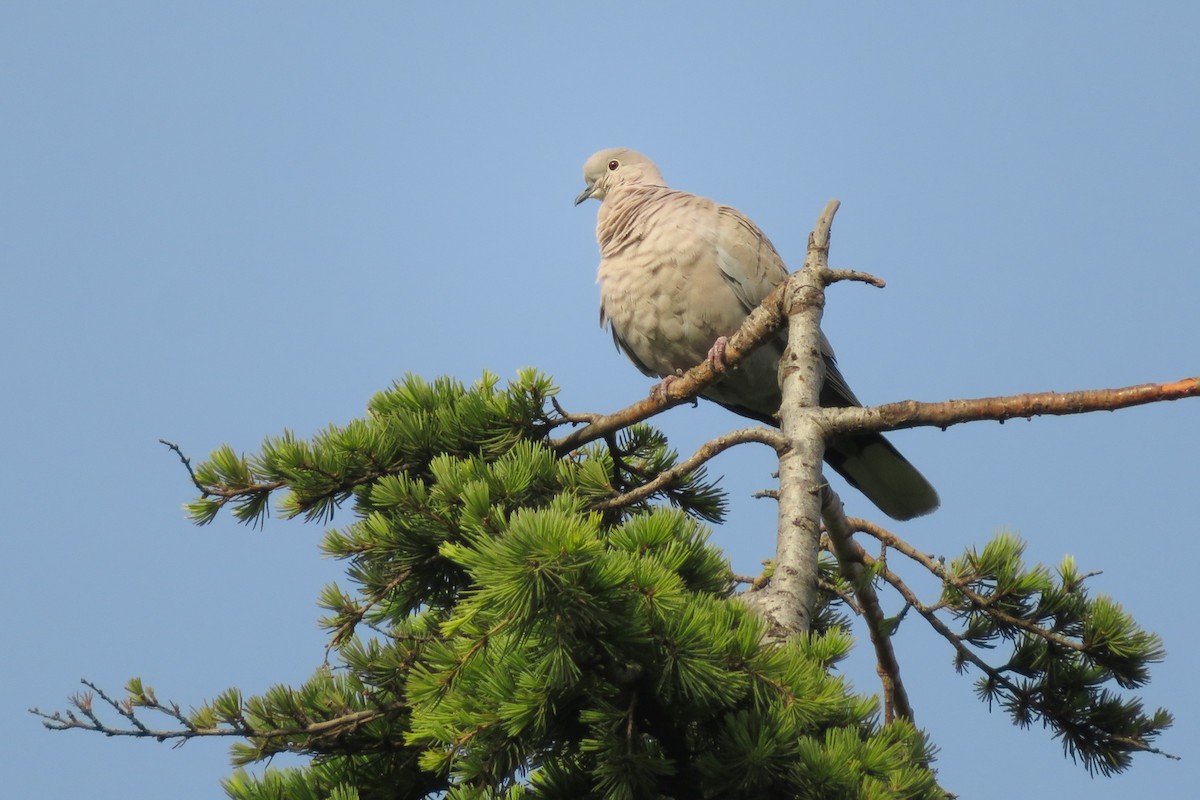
[34,206,1187,798]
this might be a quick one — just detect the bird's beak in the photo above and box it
[574,181,595,206]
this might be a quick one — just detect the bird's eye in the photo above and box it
[608,160,619,171]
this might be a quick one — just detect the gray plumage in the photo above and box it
[576,148,938,520]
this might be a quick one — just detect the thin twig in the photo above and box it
[590,428,785,512]
[324,568,414,661]
[823,268,886,288]
[158,439,204,493]
[32,679,389,745]
[550,396,600,427]
[818,574,864,616]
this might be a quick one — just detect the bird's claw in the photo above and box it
[650,373,682,399]
[706,336,730,372]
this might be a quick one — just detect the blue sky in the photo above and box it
[3,2,1197,797]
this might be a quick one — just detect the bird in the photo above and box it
[575,147,938,521]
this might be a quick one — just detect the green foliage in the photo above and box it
[942,531,1171,775]
[40,370,1173,796]
[186,372,724,529]
[177,372,940,798]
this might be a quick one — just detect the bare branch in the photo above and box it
[825,378,1200,435]
[590,427,785,512]
[818,573,864,616]
[158,439,205,493]
[823,267,886,288]
[548,396,601,428]
[821,488,913,723]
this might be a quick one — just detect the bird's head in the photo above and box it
[574,148,665,205]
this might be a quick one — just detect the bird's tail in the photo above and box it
[824,433,939,521]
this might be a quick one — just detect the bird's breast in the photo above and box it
[596,201,750,378]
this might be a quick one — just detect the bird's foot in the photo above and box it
[706,336,730,372]
[650,372,682,399]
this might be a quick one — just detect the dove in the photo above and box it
[575,148,938,520]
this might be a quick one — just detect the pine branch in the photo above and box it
[859,550,1014,689]
[32,679,390,748]
[865,554,1176,768]
[845,523,1177,772]
[323,567,415,653]
[164,373,563,528]
[851,519,1090,654]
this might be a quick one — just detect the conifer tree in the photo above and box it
[35,204,1190,798]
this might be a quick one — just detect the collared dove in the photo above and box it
[575,147,938,520]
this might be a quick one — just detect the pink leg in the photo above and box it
[650,373,681,399]
[706,336,730,372]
